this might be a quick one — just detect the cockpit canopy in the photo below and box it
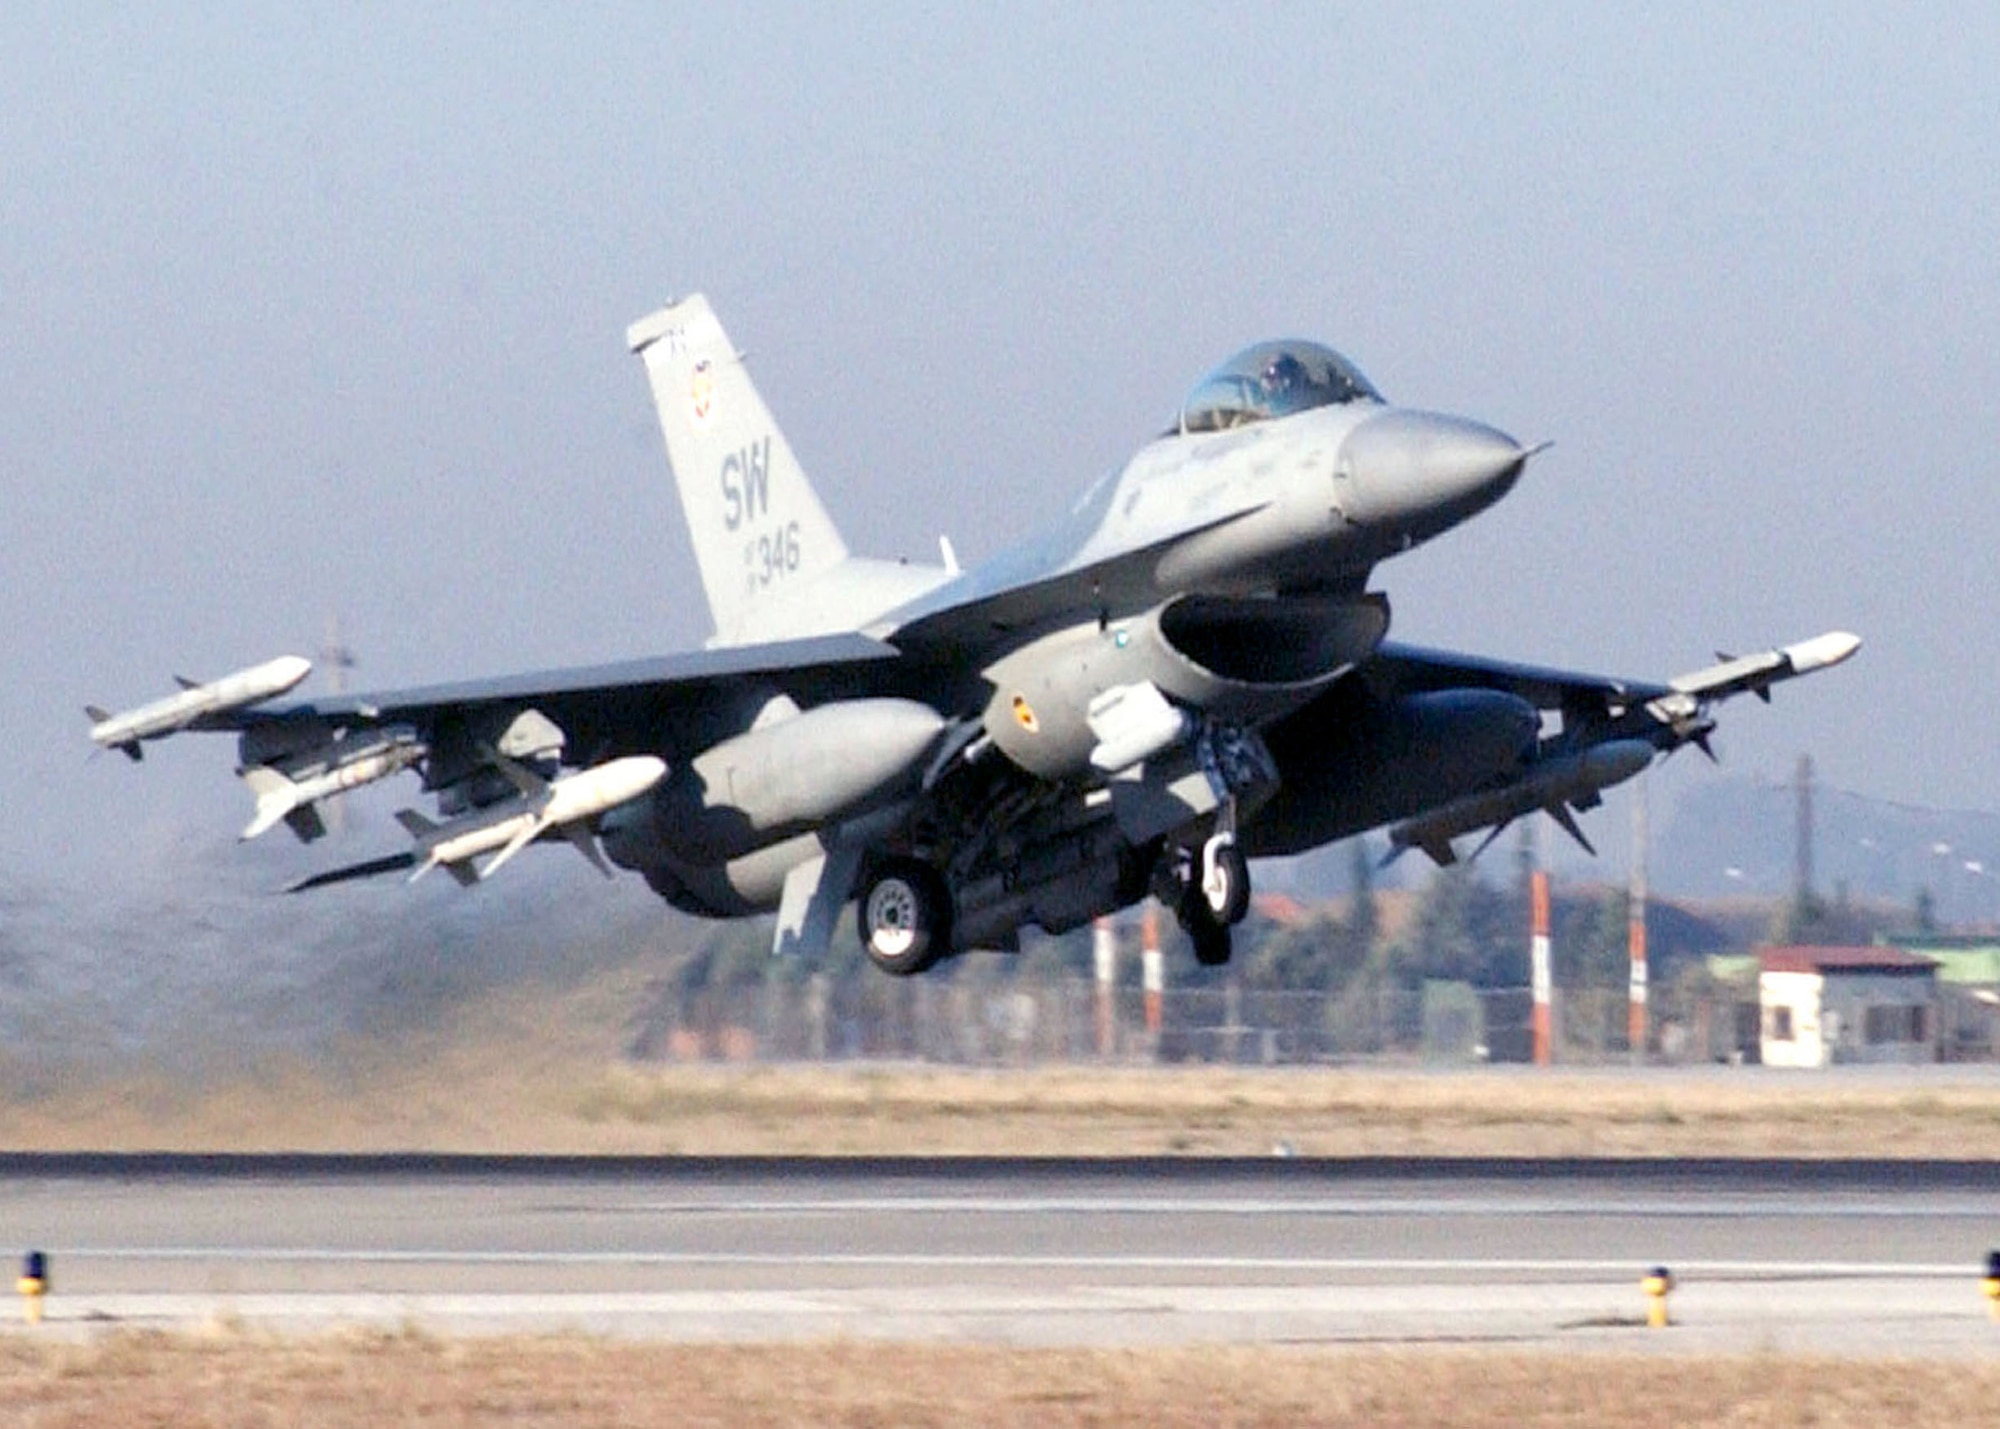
[1178,341,1382,434]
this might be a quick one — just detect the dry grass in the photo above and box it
[5,965,2000,1157]
[8,1054,2000,1159]
[0,1332,1991,1427]
[563,1061,2000,1158]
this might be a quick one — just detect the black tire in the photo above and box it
[857,858,952,976]
[1191,921,1233,967]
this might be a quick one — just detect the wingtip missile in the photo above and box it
[1664,630,1861,708]
[89,655,314,756]
[1782,630,1862,675]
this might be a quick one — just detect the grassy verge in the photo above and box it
[5,969,1998,1157]
[6,1056,2000,1157]
[2,1332,1992,1427]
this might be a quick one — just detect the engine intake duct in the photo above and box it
[982,592,1388,780]
[1158,592,1386,687]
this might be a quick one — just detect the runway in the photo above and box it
[5,1156,1999,1354]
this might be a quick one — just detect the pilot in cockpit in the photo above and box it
[1258,352,1308,415]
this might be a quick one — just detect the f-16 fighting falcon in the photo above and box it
[88,295,1858,974]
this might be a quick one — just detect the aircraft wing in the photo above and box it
[1363,641,1665,718]
[1367,630,1858,747]
[210,632,905,760]
[1358,631,1860,864]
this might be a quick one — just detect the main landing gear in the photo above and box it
[1173,826,1251,967]
[857,857,953,977]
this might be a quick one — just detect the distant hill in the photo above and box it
[1656,777,2000,926]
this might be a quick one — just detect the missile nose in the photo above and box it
[1337,409,1532,540]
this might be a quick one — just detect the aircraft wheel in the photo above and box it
[857,858,951,976]
[1198,840,1252,926]
[1191,921,1233,967]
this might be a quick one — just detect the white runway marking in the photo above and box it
[55,1247,1977,1278]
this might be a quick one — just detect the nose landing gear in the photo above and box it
[1171,812,1251,967]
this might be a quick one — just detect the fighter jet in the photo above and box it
[91,294,1858,973]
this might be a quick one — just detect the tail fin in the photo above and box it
[627,295,850,645]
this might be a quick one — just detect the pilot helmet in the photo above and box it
[1260,352,1307,396]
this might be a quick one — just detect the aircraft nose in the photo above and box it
[1336,409,1530,540]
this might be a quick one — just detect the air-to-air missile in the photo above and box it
[86,656,313,760]
[1384,738,1656,867]
[238,726,426,842]
[396,754,667,885]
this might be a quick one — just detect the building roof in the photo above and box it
[1759,945,1939,976]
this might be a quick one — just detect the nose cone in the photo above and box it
[1337,409,1529,541]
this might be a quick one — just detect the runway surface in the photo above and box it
[4,1156,1999,1354]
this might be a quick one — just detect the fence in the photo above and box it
[633,974,1799,1068]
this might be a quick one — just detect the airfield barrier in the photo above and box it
[631,974,1777,1067]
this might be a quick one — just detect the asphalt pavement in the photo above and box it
[4,1156,1998,1354]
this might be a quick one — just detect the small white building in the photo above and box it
[1759,946,1939,1068]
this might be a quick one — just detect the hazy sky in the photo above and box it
[6,5,1996,894]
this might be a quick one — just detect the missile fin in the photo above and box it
[240,766,300,841]
[1547,803,1597,857]
[486,748,549,800]
[442,859,480,888]
[475,817,544,881]
[563,822,615,879]
[1465,821,1513,864]
[395,808,440,837]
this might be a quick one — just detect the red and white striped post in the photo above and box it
[1142,903,1164,1044]
[1531,870,1553,1066]
[1092,916,1117,1059]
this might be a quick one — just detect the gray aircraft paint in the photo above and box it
[92,295,1858,974]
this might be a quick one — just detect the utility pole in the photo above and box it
[1794,753,1816,906]
[1629,773,1649,1062]
[319,614,358,832]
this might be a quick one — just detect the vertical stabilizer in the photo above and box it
[628,295,850,645]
